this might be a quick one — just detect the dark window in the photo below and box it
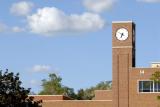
[139,81,153,92]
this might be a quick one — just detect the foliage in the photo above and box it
[76,81,112,100]
[26,96,42,107]
[150,71,160,83]
[150,71,160,101]
[39,73,76,98]
[0,69,42,107]
[39,73,112,100]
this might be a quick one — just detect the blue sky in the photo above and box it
[0,0,160,93]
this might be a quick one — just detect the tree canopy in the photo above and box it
[76,81,112,100]
[150,71,160,83]
[39,73,112,100]
[0,69,42,107]
[150,71,160,100]
[39,73,76,98]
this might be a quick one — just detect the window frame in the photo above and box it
[137,80,160,93]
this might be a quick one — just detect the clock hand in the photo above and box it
[118,32,124,38]
[120,33,124,38]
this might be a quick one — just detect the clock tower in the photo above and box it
[112,21,136,107]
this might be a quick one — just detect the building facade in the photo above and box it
[112,21,160,107]
[35,21,160,107]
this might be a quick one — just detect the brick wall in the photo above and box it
[42,100,112,107]
[129,68,160,107]
[94,90,112,100]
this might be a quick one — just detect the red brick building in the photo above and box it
[112,21,160,107]
[34,21,160,107]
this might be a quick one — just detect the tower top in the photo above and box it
[112,21,136,48]
[112,21,134,24]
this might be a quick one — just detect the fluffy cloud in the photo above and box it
[83,0,116,13]
[137,0,160,2]
[10,1,34,16]
[12,26,25,32]
[31,65,52,72]
[27,7,105,36]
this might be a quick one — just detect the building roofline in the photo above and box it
[43,100,113,102]
[131,67,160,69]
[28,95,65,96]
[151,62,160,64]
[95,90,112,91]
[112,21,134,23]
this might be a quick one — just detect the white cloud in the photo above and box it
[0,23,7,32]
[12,26,25,32]
[0,23,25,33]
[31,65,52,72]
[137,0,160,3]
[83,0,116,13]
[27,7,105,36]
[10,1,34,16]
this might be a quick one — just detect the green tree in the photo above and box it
[0,69,42,107]
[95,81,112,90]
[150,71,160,83]
[76,89,85,100]
[39,73,112,100]
[150,71,160,101]
[39,73,76,98]
[77,81,112,100]
[0,69,30,106]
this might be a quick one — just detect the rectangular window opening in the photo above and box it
[139,81,154,93]
[154,82,160,92]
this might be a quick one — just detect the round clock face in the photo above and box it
[116,28,128,41]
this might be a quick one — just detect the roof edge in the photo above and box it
[112,21,134,23]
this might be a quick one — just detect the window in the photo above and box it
[154,82,160,92]
[139,81,153,92]
[139,80,160,93]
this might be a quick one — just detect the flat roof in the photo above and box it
[112,21,134,23]
[151,62,160,64]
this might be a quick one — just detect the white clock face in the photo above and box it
[116,28,128,41]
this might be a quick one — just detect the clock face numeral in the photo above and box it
[116,28,128,41]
